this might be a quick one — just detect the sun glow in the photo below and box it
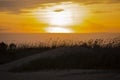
[48,9,72,26]
[45,27,73,33]
[33,2,90,33]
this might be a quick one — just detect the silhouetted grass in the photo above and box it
[0,43,53,64]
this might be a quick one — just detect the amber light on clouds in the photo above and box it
[0,0,120,33]
[32,2,90,33]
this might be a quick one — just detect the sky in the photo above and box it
[0,0,120,33]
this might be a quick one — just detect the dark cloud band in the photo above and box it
[0,0,119,13]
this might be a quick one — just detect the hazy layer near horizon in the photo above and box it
[0,33,120,47]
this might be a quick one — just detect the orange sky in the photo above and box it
[0,0,120,33]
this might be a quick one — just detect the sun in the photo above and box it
[48,8,72,26]
[33,2,90,33]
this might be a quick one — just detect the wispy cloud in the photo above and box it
[108,0,120,3]
[0,27,10,31]
[0,0,119,13]
[93,11,111,13]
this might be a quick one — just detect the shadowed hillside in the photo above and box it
[0,38,120,72]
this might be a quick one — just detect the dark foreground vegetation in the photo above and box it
[0,42,51,64]
[0,38,120,72]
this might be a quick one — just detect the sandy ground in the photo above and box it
[0,70,120,80]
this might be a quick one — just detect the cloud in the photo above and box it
[93,11,111,13]
[0,0,41,12]
[0,0,119,13]
[108,0,120,3]
[0,27,10,31]
[117,8,120,11]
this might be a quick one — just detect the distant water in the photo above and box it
[0,33,120,46]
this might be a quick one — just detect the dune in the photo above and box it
[0,47,93,71]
